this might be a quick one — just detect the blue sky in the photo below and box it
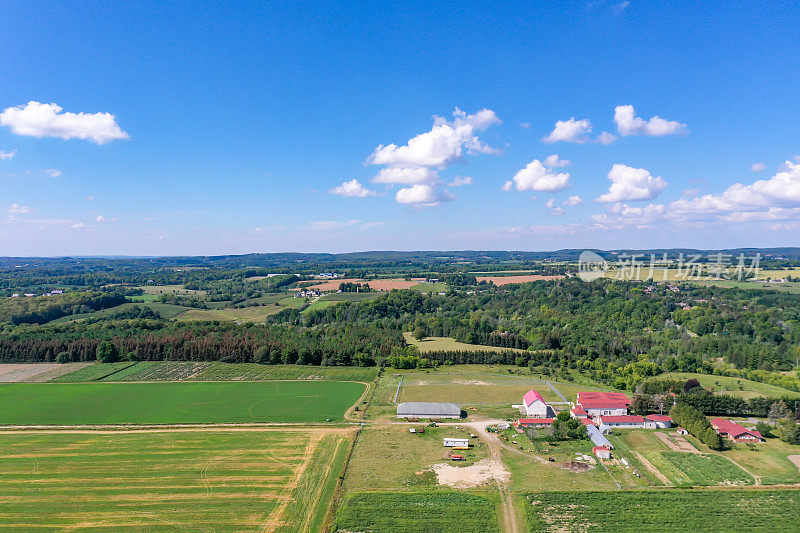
[2,1,800,255]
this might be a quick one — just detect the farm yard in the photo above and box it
[524,490,800,532]
[0,381,365,425]
[0,428,353,531]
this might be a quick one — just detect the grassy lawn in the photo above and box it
[48,302,190,323]
[397,373,555,405]
[409,282,448,293]
[524,489,800,532]
[0,429,350,531]
[334,491,500,532]
[651,372,800,399]
[318,291,382,302]
[404,333,529,353]
[343,425,489,491]
[0,381,365,424]
[139,284,207,295]
[302,300,338,314]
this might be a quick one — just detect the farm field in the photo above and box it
[48,302,191,323]
[302,278,427,291]
[302,300,338,314]
[476,275,564,285]
[334,491,500,533]
[0,428,352,531]
[318,291,382,302]
[404,333,529,353]
[610,430,753,486]
[343,425,490,491]
[0,363,90,382]
[651,372,800,399]
[50,361,138,382]
[692,279,800,294]
[524,490,800,532]
[176,305,283,322]
[397,373,557,405]
[140,284,207,295]
[0,381,365,424]
[191,362,379,382]
[409,281,448,293]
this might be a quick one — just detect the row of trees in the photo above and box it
[669,403,724,450]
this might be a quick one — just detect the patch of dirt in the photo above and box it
[430,457,510,488]
[559,461,593,473]
[787,455,800,472]
[453,379,491,386]
[631,450,671,485]
[655,431,699,453]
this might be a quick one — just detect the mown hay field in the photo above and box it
[0,429,352,531]
[397,373,556,405]
[524,490,800,532]
[404,333,529,354]
[0,381,365,425]
[334,491,500,533]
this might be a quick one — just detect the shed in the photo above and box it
[593,446,612,460]
[396,402,461,419]
[443,438,470,447]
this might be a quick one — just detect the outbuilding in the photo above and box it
[645,414,673,429]
[598,415,645,428]
[593,446,612,460]
[396,402,461,419]
[443,437,470,448]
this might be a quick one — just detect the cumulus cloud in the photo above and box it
[7,203,31,216]
[69,222,86,230]
[395,184,454,207]
[329,178,377,197]
[366,108,499,206]
[543,154,571,168]
[614,105,687,137]
[751,162,766,172]
[563,195,584,206]
[448,176,473,187]
[542,118,592,144]
[597,131,618,145]
[0,150,16,160]
[45,168,61,177]
[550,207,565,216]
[0,101,129,144]
[597,164,667,202]
[505,159,570,192]
[96,215,108,223]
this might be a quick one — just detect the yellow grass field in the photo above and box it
[404,333,528,353]
[175,305,284,323]
[0,428,353,531]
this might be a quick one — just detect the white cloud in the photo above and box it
[563,195,584,206]
[0,101,129,144]
[367,108,500,168]
[545,198,556,209]
[542,118,592,144]
[367,108,499,206]
[543,154,571,168]
[550,207,566,216]
[519,122,530,129]
[69,222,86,230]
[751,162,766,172]
[0,149,16,160]
[597,164,667,202]
[614,105,687,137]
[86,195,94,201]
[373,167,437,185]
[395,184,454,207]
[96,215,107,223]
[45,168,61,177]
[596,131,618,145]
[7,203,31,216]
[505,159,570,192]
[329,178,377,197]
[448,176,473,187]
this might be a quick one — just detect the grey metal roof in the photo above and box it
[396,402,461,416]
[586,424,612,448]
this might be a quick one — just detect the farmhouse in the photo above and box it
[645,414,673,429]
[710,418,764,443]
[396,402,461,419]
[598,415,645,428]
[522,389,550,417]
[593,446,612,460]
[574,391,630,417]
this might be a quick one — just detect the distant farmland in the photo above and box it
[0,381,365,425]
[476,274,564,285]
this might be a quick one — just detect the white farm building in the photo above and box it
[396,402,461,419]
[522,389,549,417]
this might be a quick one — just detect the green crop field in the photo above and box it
[651,372,800,399]
[404,333,529,353]
[318,291,382,302]
[524,490,800,532]
[191,362,379,382]
[50,362,138,382]
[334,491,500,533]
[0,429,351,531]
[0,381,365,424]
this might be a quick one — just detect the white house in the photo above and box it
[522,389,549,417]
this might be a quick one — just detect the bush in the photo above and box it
[56,351,70,364]
[96,341,120,363]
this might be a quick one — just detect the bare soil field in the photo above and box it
[430,457,510,488]
[0,363,91,382]
[655,431,700,453]
[476,275,565,286]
